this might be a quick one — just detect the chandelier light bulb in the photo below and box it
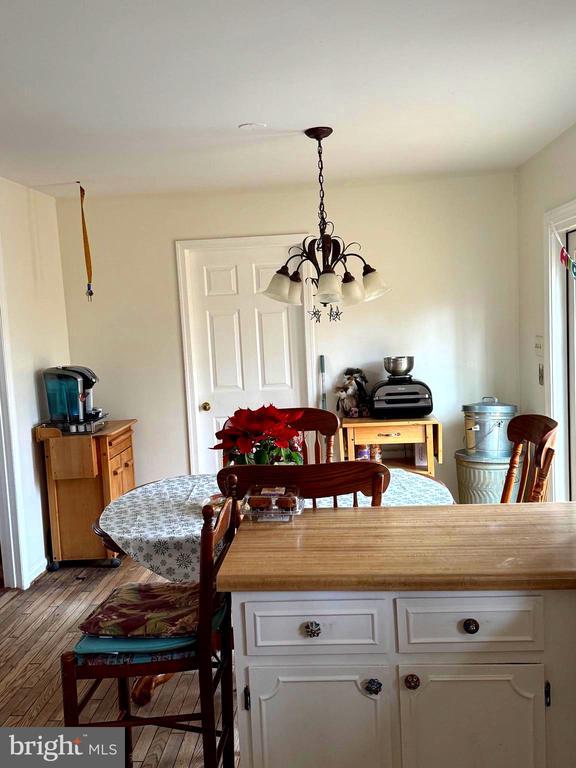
[341,271,365,306]
[286,270,303,305]
[362,264,390,302]
[316,269,342,305]
[263,265,291,302]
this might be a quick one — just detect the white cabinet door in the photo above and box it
[399,664,545,768]
[248,664,392,768]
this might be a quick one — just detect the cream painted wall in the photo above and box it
[517,122,576,414]
[57,173,518,494]
[0,176,70,587]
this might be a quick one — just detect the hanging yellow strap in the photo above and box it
[79,184,94,300]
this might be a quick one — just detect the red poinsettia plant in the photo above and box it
[212,405,304,465]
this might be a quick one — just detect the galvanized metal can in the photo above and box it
[462,396,517,458]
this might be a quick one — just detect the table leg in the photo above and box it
[131,673,174,706]
[425,424,435,477]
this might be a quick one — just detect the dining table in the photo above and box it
[99,468,455,583]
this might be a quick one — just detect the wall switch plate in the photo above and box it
[539,363,544,386]
[535,335,544,358]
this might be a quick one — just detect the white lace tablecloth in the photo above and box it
[99,469,454,582]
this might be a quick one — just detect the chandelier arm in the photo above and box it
[341,250,367,267]
[285,251,306,267]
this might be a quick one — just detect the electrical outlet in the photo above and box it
[535,335,544,358]
[539,363,544,386]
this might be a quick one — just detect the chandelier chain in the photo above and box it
[317,140,327,237]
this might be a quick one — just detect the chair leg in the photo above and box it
[118,677,133,767]
[199,652,218,768]
[60,652,80,726]
[220,622,235,768]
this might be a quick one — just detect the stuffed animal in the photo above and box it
[334,368,370,417]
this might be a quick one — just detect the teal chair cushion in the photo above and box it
[74,602,226,666]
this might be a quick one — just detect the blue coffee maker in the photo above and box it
[43,365,104,432]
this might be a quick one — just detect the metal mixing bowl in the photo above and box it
[383,356,414,376]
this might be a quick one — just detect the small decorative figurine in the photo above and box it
[334,368,370,418]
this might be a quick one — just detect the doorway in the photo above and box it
[545,200,576,500]
[176,234,316,474]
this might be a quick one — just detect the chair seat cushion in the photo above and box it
[74,601,227,666]
[78,581,220,638]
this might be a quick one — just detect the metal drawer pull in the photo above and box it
[364,678,383,695]
[302,620,322,638]
[404,674,421,690]
[462,618,480,634]
[377,432,401,438]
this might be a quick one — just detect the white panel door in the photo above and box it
[248,664,392,768]
[177,235,311,473]
[399,664,545,768]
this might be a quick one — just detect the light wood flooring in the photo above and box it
[0,559,239,767]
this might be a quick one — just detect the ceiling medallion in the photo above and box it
[263,126,390,321]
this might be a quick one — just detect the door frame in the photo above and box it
[176,234,317,474]
[0,233,24,588]
[544,199,576,500]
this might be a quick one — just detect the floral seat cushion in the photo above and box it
[78,581,217,638]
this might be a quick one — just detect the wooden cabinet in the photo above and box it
[398,664,545,768]
[338,417,442,476]
[36,419,137,568]
[247,664,392,768]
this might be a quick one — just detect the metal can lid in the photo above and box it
[462,396,517,414]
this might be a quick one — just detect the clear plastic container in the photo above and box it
[242,485,304,522]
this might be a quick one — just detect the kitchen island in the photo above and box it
[217,502,576,768]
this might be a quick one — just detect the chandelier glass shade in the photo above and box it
[263,126,390,321]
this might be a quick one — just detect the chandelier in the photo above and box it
[263,126,390,321]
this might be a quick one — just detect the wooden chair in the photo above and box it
[223,407,340,466]
[289,407,340,463]
[500,415,558,503]
[218,460,390,508]
[61,495,238,768]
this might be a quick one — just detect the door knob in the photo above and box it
[200,402,211,412]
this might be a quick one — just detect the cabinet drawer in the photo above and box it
[396,596,544,652]
[106,429,132,458]
[244,599,387,655]
[353,424,425,445]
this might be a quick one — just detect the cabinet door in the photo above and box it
[248,665,392,768]
[109,453,125,501]
[399,664,545,768]
[120,447,135,494]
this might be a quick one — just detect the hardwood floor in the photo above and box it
[0,560,240,767]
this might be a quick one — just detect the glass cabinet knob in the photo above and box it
[303,620,322,638]
[462,618,480,634]
[364,678,383,695]
[404,674,421,690]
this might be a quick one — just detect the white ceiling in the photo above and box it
[2,0,576,196]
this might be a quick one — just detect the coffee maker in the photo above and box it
[43,365,107,433]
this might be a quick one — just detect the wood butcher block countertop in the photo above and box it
[217,502,576,591]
